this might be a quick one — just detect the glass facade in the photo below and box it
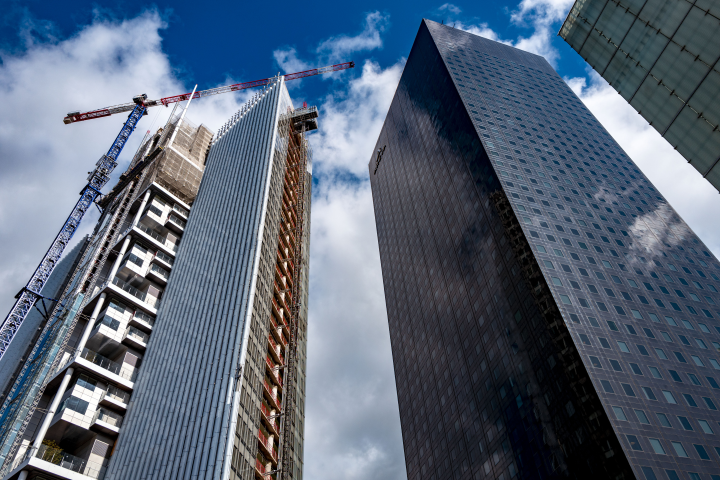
[370,19,720,480]
[559,0,720,191]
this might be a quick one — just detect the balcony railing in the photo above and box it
[149,263,170,280]
[167,214,186,229]
[133,309,155,327]
[102,384,130,405]
[93,407,123,428]
[125,326,149,344]
[80,348,137,382]
[266,356,283,386]
[258,429,278,460]
[267,337,284,364]
[111,277,160,308]
[155,250,174,266]
[173,204,189,218]
[136,223,178,252]
[35,445,106,479]
[264,380,281,408]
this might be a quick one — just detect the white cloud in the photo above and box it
[273,47,311,75]
[0,11,259,318]
[567,72,720,258]
[438,3,462,14]
[316,12,389,63]
[454,21,508,43]
[311,59,404,177]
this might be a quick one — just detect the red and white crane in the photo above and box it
[64,61,355,124]
[0,61,354,360]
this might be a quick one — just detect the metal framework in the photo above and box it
[277,113,310,480]
[64,62,355,124]
[0,104,145,360]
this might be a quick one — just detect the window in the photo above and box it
[671,442,688,457]
[612,406,627,421]
[634,409,650,424]
[617,341,630,353]
[637,344,650,356]
[649,366,662,379]
[600,380,614,393]
[703,397,717,410]
[589,356,602,368]
[648,438,666,454]
[660,331,672,342]
[698,419,714,434]
[655,412,672,427]
[609,359,622,371]
[641,386,657,400]
[683,393,698,407]
[674,351,687,363]
[668,370,683,382]
[599,337,611,349]
[551,277,563,286]
[677,416,693,430]
[693,444,710,460]
[621,383,636,396]
[626,435,642,451]
[688,373,702,385]
[691,355,705,367]
[579,334,591,345]
[643,328,655,338]
[629,363,643,375]
[560,295,572,305]
[707,376,720,389]
[662,390,677,404]
[625,324,637,335]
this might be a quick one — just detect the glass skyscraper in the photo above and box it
[370,19,720,480]
[559,0,720,191]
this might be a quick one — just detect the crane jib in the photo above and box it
[63,61,355,124]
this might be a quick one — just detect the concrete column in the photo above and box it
[29,293,107,451]
[131,190,152,227]
[31,367,74,450]
[108,235,132,280]
[18,470,28,480]
[76,293,107,353]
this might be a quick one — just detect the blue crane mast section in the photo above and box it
[0,102,147,360]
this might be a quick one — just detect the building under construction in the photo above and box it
[0,75,314,480]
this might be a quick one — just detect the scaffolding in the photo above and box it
[138,115,214,205]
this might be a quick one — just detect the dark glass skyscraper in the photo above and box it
[370,19,720,480]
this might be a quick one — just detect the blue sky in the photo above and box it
[1,0,590,112]
[1,1,720,480]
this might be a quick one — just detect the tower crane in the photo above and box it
[0,61,355,359]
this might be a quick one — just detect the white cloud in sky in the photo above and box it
[438,3,463,14]
[275,11,390,77]
[567,72,720,258]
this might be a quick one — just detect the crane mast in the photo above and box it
[0,61,354,359]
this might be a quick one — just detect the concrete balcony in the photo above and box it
[152,250,174,270]
[260,402,280,436]
[85,276,160,317]
[146,263,169,286]
[122,326,148,351]
[91,408,122,436]
[99,385,130,411]
[47,349,137,392]
[265,355,283,390]
[267,336,284,366]
[263,379,281,411]
[165,213,186,233]
[3,444,106,480]
[129,310,155,332]
[257,429,277,465]
[131,223,178,257]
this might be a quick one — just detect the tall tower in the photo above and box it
[559,0,720,191]
[0,77,312,480]
[370,19,720,480]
